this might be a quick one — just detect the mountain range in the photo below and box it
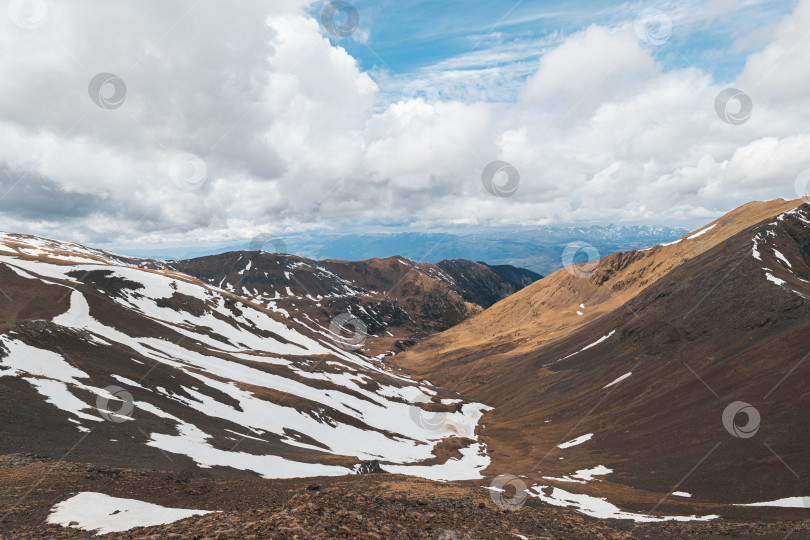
[119,225,689,277]
[1,200,809,537]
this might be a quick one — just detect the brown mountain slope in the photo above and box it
[393,198,810,517]
[395,198,801,383]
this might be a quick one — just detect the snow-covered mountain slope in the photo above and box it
[0,233,490,481]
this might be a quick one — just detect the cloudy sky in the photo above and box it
[0,0,808,250]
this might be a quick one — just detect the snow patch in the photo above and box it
[687,223,716,240]
[530,486,718,522]
[581,331,615,352]
[572,465,612,482]
[774,249,792,268]
[603,372,632,389]
[558,433,593,449]
[48,492,213,534]
[542,465,612,484]
[735,496,810,508]
[557,331,616,362]
[765,273,786,286]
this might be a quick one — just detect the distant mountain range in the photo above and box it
[119,225,689,277]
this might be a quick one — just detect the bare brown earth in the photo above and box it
[1,454,808,539]
[393,198,810,514]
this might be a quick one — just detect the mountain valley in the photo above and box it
[1,200,809,538]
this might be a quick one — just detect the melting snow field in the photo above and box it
[533,466,719,522]
[384,441,491,481]
[530,486,719,522]
[48,492,213,534]
[0,251,494,482]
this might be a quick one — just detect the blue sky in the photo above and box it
[326,0,796,101]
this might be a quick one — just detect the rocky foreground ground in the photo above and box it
[0,455,808,539]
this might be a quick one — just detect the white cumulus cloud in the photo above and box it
[0,0,808,249]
